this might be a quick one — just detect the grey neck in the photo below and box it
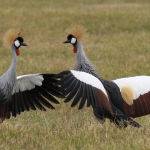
[0,45,17,99]
[1,45,17,82]
[74,41,96,75]
[7,45,17,76]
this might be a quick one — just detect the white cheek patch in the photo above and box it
[14,40,20,48]
[71,38,76,44]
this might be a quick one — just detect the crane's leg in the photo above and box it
[127,118,142,128]
[111,115,141,128]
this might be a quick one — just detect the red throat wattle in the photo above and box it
[73,46,77,53]
[16,49,20,56]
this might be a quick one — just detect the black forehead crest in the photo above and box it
[16,37,24,43]
[67,34,75,40]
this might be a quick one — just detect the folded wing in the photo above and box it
[113,76,150,118]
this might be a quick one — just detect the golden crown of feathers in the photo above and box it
[3,29,23,48]
[67,25,87,41]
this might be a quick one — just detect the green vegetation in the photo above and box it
[0,0,149,149]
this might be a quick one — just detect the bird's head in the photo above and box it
[64,34,78,53]
[63,25,86,53]
[3,29,27,56]
[13,36,27,56]
[64,34,77,45]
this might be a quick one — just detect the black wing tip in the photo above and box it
[40,108,47,111]
[71,103,77,107]
[54,100,60,104]
[78,107,82,110]
[64,99,71,103]
[51,106,55,110]
[49,97,60,104]
[78,105,84,110]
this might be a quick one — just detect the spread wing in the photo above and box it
[59,70,141,128]
[0,73,63,120]
[59,70,113,114]
[113,76,150,118]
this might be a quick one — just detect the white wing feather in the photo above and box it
[12,74,44,94]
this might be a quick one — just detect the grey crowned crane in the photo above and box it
[59,33,150,128]
[0,30,63,122]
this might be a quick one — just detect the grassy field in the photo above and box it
[0,0,150,149]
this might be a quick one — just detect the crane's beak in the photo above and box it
[63,40,70,44]
[21,42,28,46]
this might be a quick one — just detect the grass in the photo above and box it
[0,0,150,149]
